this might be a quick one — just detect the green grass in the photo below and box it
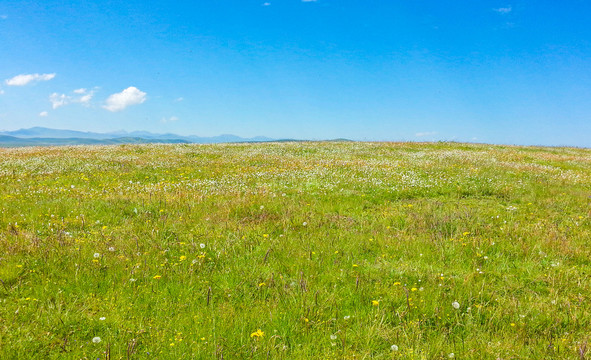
[1,141,590,359]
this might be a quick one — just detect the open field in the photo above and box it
[1,141,590,359]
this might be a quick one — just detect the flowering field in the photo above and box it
[1,142,590,359]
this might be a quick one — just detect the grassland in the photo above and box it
[1,141,590,359]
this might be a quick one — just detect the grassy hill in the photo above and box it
[1,142,590,359]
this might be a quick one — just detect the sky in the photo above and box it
[1,0,591,146]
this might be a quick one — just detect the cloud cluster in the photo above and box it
[5,73,56,86]
[49,88,95,109]
[494,6,512,14]
[161,116,179,124]
[103,87,147,112]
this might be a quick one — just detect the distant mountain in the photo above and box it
[0,127,276,147]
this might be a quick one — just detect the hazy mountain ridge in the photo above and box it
[0,127,275,147]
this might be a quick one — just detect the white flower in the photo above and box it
[108,247,115,252]
[200,243,206,249]
[449,353,455,358]
[452,301,460,309]
[260,205,264,209]
[330,334,337,340]
[99,317,106,321]
[343,315,350,320]
[92,337,101,343]
[93,253,100,258]
[391,345,399,351]
[302,222,307,226]
[129,278,136,282]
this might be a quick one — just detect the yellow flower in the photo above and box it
[179,256,186,261]
[411,288,418,292]
[258,282,266,287]
[372,300,380,306]
[393,282,401,286]
[250,329,264,338]
[153,275,162,279]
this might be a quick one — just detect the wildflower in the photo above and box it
[179,256,186,261]
[302,222,307,226]
[449,353,455,358]
[153,275,162,279]
[99,317,106,321]
[372,300,380,306]
[330,334,337,340]
[452,301,460,309]
[108,247,115,252]
[391,344,399,351]
[92,337,101,343]
[250,329,264,338]
[258,282,266,287]
[343,315,350,320]
[200,243,206,249]
[93,253,100,258]
[129,278,136,282]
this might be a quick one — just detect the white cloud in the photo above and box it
[302,0,317,2]
[103,86,147,112]
[49,93,70,109]
[39,111,48,117]
[494,6,512,14]
[262,2,271,5]
[79,93,93,104]
[5,73,56,86]
[0,89,4,95]
[49,88,95,109]
[161,116,179,123]
[415,131,437,137]
[174,97,184,102]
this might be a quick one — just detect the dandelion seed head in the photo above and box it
[92,337,101,343]
[200,243,206,249]
[452,301,460,309]
[93,253,100,258]
[391,345,399,351]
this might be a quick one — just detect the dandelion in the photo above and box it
[372,300,380,306]
[302,222,307,226]
[92,337,101,343]
[391,344,399,351]
[452,301,460,309]
[179,256,186,261]
[108,247,115,252]
[200,243,206,249]
[153,275,162,279]
[250,329,264,338]
[448,353,455,358]
[93,253,100,258]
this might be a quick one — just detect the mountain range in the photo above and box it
[0,127,276,147]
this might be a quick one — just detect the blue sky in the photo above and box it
[1,1,590,146]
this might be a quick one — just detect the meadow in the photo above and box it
[0,141,590,359]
